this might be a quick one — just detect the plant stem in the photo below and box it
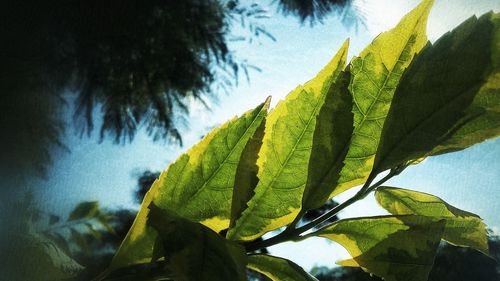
[245,170,397,252]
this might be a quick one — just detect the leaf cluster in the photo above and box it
[93,1,499,280]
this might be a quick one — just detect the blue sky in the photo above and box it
[33,0,500,271]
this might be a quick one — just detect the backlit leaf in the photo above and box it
[148,204,247,281]
[372,12,500,173]
[155,97,270,231]
[376,186,488,254]
[228,40,349,241]
[230,109,267,228]
[302,69,353,211]
[315,215,445,281]
[109,98,269,269]
[247,254,318,281]
[333,0,434,196]
[109,177,161,270]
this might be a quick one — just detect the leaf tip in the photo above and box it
[264,95,272,109]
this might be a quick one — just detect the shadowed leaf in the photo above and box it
[230,106,268,228]
[248,254,318,281]
[302,69,353,212]
[376,186,488,254]
[315,215,445,281]
[13,233,84,281]
[109,98,269,270]
[372,12,500,174]
[228,40,349,241]
[148,204,247,281]
[333,0,434,196]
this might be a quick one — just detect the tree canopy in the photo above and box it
[0,0,356,181]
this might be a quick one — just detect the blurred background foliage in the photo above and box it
[1,171,498,280]
[0,0,361,182]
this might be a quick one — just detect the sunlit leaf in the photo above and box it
[372,12,500,173]
[148,204,247,281]
[155,97,270,230]
[110,98,269,269]
[230,110,267,228]
[109,177,160,270]
[302,69,353,211]
[333,0,434,196]
[376,186,488,254]
[228,40,349,241]
[247,254,318,281]
[315,215,445,281]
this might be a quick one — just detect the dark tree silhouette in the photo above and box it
[0,0,273,181]
[1,0,359,182]
[276,0,362,26]
[134,170,161,204]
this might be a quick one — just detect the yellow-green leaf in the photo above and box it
[376,186,489,254]
[230,110,267,228]
[108,99,269,270]
[228,40,349,241]
[155,97,271,230]
[315,215,445,281]
[333,0,434,196]
[302,69,353,212]
[147,204,247,281]
[372,12,500,173]
[247,254,318,281]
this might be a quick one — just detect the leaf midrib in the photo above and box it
[232,89,325,236]
[346,13,426,161]
[186,107,265,207]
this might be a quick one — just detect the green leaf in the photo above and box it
[109,177,160,270]
[154,97,270,230]
[109,98,269,270]
[430,12,500,155]
[230,109,267,228]
[372,12,500,173]
[302,69,353,211]
[376,186,489,254]
[148,204,247,281]
[315,215,445,281]
[228,40,349,241]
[68,201,99,221]
[247,254,318,281]
[333,0,434,196]
[5,233,84,281]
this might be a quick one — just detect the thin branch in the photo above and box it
[245,169,400,252]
